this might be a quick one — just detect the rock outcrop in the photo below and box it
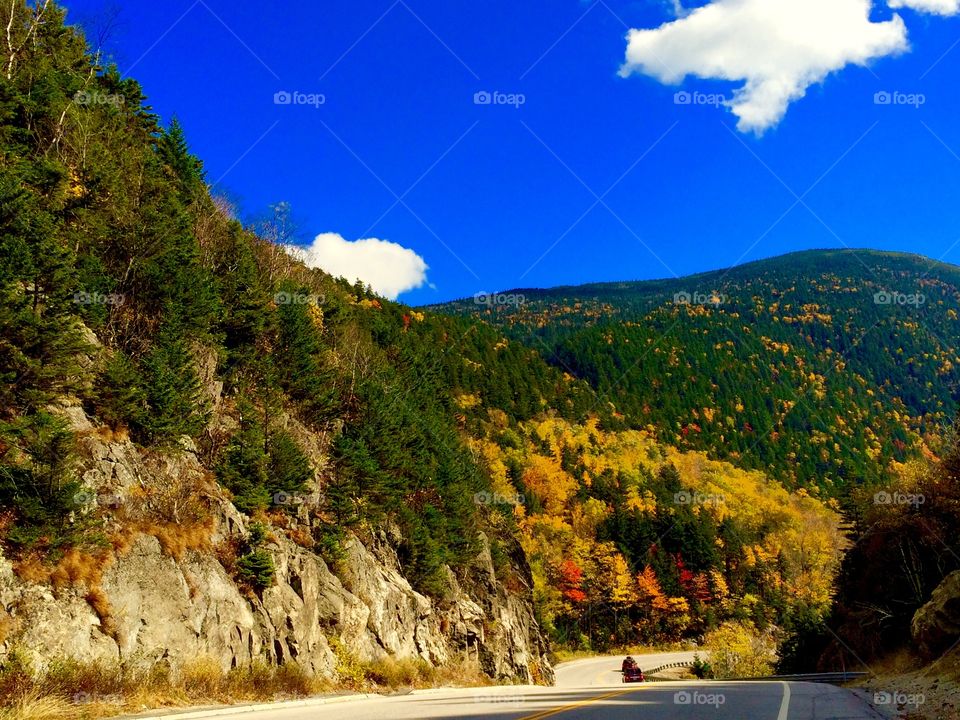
[912,570,960,660]
[0,402,552,685]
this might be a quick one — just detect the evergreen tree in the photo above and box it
[140,321,208,444]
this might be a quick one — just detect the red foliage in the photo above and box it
[559,559,587,604]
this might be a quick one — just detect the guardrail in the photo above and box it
[644,661,696,680]
[733,672,869,684]
[640,662,867,685]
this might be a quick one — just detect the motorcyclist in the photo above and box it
[622,656,637,673]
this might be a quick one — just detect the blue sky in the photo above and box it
[64,0,960,304]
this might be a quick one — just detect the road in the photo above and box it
[554,650,701,686]
[139,654,882,720]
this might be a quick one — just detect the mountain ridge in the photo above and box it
[433,247,960,490]
[429,248,960,305]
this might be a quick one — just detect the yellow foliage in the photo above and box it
[470,412,841,641]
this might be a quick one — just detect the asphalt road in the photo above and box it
[554,650,701,686]
[140,655,882,720]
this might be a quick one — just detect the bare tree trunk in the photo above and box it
[6,0,51,80]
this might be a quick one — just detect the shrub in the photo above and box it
[235,523,274,591]
[691,653,713,679]
[363,657,434,687]
[0,413,90,554]
[703,621,775,679]
[236,550,274,592]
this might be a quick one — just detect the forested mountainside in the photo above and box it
[435,249,960,491]
[0,1,844,699]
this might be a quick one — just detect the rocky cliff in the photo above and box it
[912,570,960,661]
[0,398,553,685]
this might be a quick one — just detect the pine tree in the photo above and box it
[266,429,313,498]
[157,117,204,201]
[141,321,208,444]
[217,400,270,513]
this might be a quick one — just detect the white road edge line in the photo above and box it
[777,681,791,720]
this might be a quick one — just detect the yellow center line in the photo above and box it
[518,687,647,720]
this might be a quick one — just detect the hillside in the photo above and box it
[0,3,847,715]
[435,249,960,491]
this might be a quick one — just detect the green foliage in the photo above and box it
[437,249,960,492]
[217,408,270,514]
[237,522,274,591]
[273,293,337,423]
[156,117,205,201]
[266,430,313,496]
[216,401,313,514]
[237,550,274,591]
[0,175,89,414]
[691,654,713,679]
[0,411,88,551]
[139,323,209,444]
[94,351,147,430]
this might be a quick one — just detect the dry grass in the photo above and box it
[0,693,74,720]
[285,527,313,549]
[82,589,116,641]
[330,639,493,693]
[107,527,138,557]
[0,653,327,719]
[49,549,112,592]
[141,520,213,560]
[11,558,53,585]
[92,426,129,444]
[15,547,114,594]
[0,643,502,719]
[74,425,130,444]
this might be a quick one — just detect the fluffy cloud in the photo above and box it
[620,0,909,133]
[292,232,429,300]
[888,0,960,15]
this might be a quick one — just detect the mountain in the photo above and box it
[0,3,844,710]
[434,249,960,491]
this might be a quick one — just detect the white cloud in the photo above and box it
[620,0,909,133]
[889,0,960,15]
[292,232,429,300]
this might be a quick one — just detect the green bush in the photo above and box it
[237,550,274,592]
[236,523,275,591]
[0,412,91,552]
[691,654,713,679]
